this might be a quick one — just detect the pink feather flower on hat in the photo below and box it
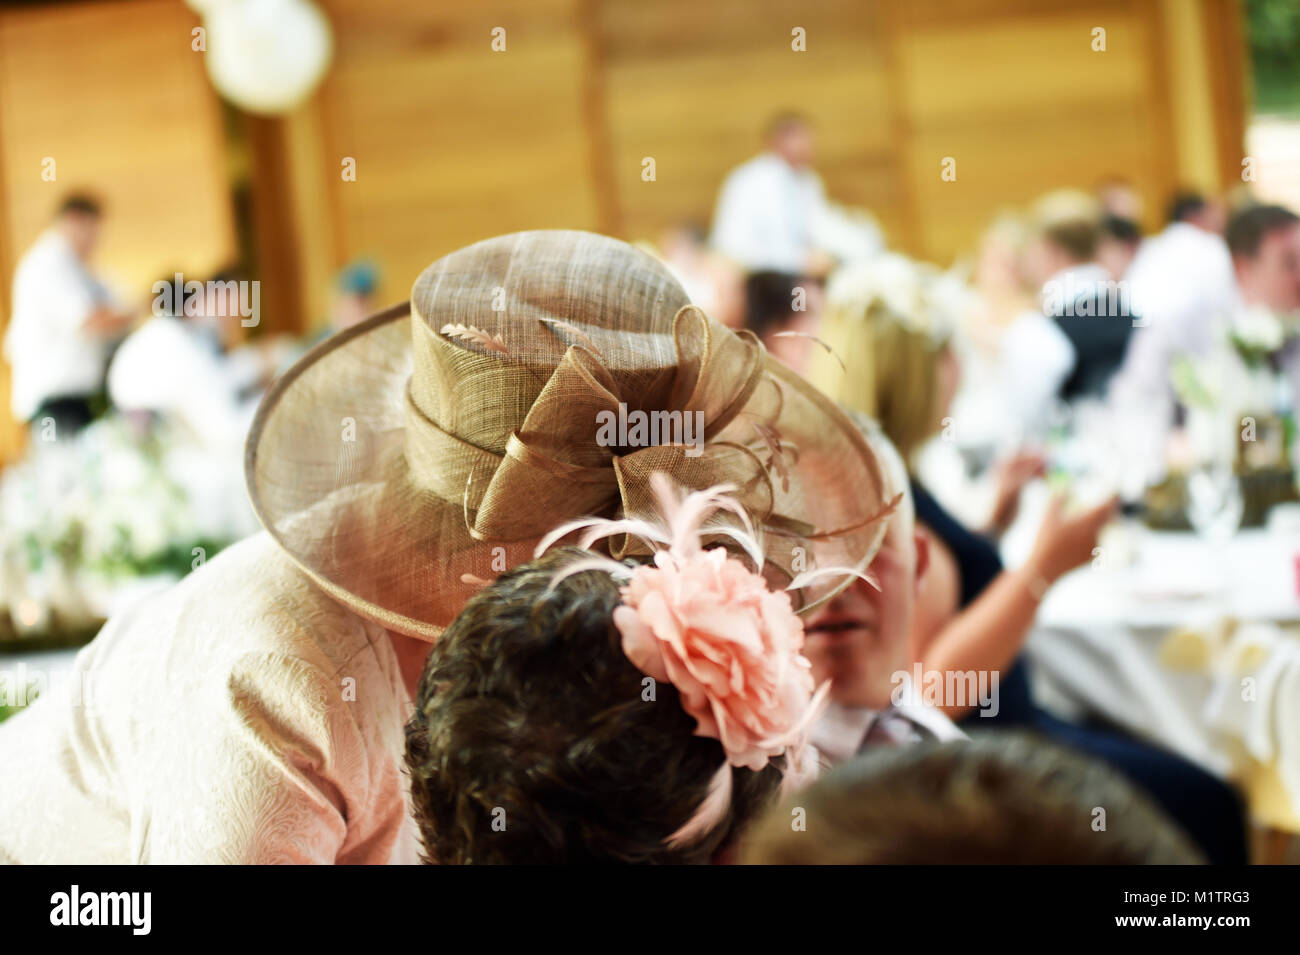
[613,547,816,771]
[536,472,830,846]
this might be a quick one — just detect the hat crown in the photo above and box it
[409,231,690,454]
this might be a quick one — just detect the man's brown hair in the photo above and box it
[1226,203,1300,259]
[1031,189,1103,262]
[404,548,782,864]
[742,733,1203,865]
[57,192,102,219]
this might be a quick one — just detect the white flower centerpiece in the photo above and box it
[0,416,249,643]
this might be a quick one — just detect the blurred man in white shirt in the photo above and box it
[712,113,885,336]
[1108,192,1237,417]
[710,112,830,279]
[4,195,132,433]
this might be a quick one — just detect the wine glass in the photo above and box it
[1186,462,1244,543]
[1185,461,1244,608]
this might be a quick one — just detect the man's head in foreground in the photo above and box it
[742,732,1204,864]
[403,548,784,864]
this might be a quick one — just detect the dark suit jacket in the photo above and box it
[1049,284,1138,400]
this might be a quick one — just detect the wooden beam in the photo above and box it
[243,114,308,336]
[577,0,620,236]
[1140,0,1181,228]
[1202,0,1249,192]
[878,0,922,257]
[0,16,21,464]
[1158,0,1223,195]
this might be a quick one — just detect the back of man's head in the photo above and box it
[742,733,1203,864]
[1031,190,1103,264]
[1166,191,1208,226]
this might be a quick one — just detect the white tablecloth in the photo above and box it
[1019,521,1300,824]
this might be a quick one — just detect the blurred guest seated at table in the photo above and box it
[1095,173,1146,226]
[298,260,382,354]
[1226,203,1300,396]
[816,250,1036,517]
[804,415,967,758]
[1169,189,1229,236]
[953,195,1110,445]
[1020,189,1135,406]
[1108,190,1237,419]
[742,735,1203,864]
[807,257,1249,864]
[4,193,133,435]
[331,259,379,332]
[945,214,1038,458]
[966,213,1035,341]
[107,274,256,447]
[193,267,283,401]
[647,223,745,329]
[1098,212,1142,281]
[743,269,824,373]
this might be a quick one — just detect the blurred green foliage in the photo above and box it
[0,682,38,724]
[1248,0,1300,115]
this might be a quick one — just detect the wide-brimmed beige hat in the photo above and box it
[246,230,890,640]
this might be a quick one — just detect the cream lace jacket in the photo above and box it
[0,533,422,864]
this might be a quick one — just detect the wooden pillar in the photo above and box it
[878,0,922,257]
[0,19,21,465]
[1159,0,1247,196]
[576,0,620,237]
[1202,0,1249,191]
[244,113,312,337]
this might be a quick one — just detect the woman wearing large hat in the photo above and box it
[0,231,888,863]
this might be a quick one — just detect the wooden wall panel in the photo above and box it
[893,5,1170,262]
[597,0,905,245]
[0,0,1250,459]
[0,0,235,298]
[280,0,1246,308]
[307,0,600,308]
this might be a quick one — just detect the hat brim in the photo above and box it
[247,306,891,642]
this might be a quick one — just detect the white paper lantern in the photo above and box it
[203,0,333,115]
